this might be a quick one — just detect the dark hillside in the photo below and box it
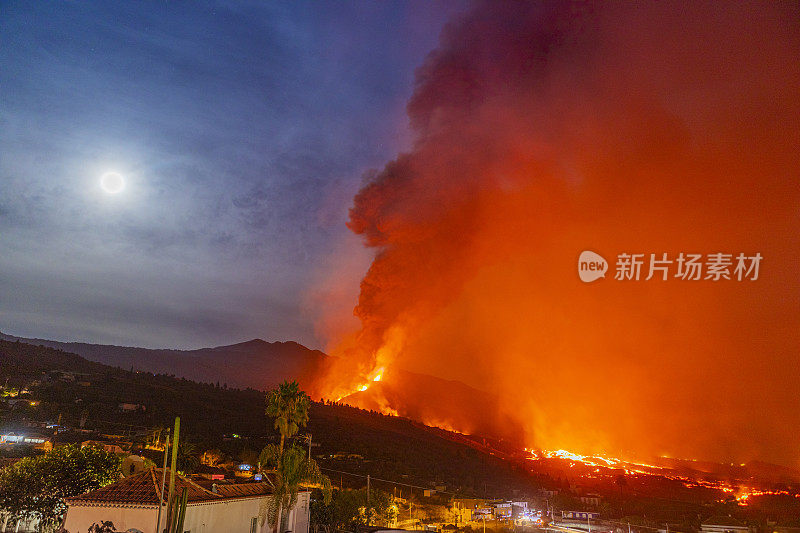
[0,339,543,498]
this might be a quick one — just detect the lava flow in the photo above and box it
[334,366,385,401]
[526,449,800,505]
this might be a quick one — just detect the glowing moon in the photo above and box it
[100,172,125,194]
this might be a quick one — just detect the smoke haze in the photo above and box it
[315,1,800,467]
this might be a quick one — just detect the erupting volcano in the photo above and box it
[313,1,800,468]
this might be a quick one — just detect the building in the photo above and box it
[62,468,310,533]
[0,431,53,451]
[81,440,125,454]
[451,499,484,525]
[121,454,152,476]
[701,516,750,533]
[562,511,600,521]
[194,464,229,481]
[472,507,493,521]
[493,501,528,520]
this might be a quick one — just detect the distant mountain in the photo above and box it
[0,338,544,498]
[0,330,519,441]
[0,331,327,391]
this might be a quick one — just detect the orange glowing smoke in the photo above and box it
[314,1,800,467]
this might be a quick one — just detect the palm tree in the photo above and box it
[261,382,329,533]
[266,381,310,455]
[176,441,200,475]
[258,444,331,533]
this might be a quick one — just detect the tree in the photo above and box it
[261,381,329,533]
[310,489,336,533]
[311,488,396,532]
[259,444,332,533]
[176,441,200,475]
[239,448,260,466]
[201,448,222,467]
[266,380,310,455]
[0,444,120,530]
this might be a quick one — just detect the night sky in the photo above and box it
[0,1,464,349]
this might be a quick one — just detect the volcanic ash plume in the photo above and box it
[316,1,800,466]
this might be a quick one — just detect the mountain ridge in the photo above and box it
[0,329,519,442]
[0,330,327,390]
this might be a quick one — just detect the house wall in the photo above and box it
[183,497,262,533]
[61,492,310,533]
[62,504,157,533]
[257,491,310,533]
[291,491,310,533]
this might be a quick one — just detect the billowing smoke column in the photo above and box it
[317,1,800,466]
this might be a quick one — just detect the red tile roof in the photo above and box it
[67,468,270,505]
[214,483,272,498]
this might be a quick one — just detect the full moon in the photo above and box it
[100,172,125,194]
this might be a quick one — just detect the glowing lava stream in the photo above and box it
[329,372,798,504]
[527,449,800,504]
[335,367,384,401]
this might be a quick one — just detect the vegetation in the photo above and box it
[0,339,548,498]
[266,380,310,454]
[176,441,200,475]
[310,487,397,533]
[0,444,120,531]
[260,381,331,533]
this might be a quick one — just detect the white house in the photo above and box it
[61,468,310,533]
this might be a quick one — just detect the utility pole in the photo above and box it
[366,474,371,526]
[165,417,180,533]
[301,433,313,460]
[155,428,170,533]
